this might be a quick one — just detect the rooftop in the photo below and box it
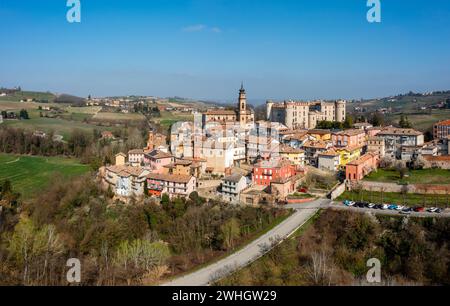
[434,119,450,126]
[319,150,340,157]
[204,109,237,116]
[145,149,173,159]
[378,127,423,136]
[147,173,194,184]
[333,129,365,136]
[106,165,147,177]
[223,173,244,183]
[128,149,144,155]
[347,152,378,166]
[280,144,305,154]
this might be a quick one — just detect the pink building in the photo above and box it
[366,127,382,138]
[332,129,366,148]
[144,150,174,173]
[346,152,379,181]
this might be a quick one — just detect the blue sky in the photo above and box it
[1,0,450,102]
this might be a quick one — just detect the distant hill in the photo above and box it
[0,90,56,103]
[54,94,86,106]
[348,90,450,113]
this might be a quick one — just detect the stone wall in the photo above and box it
[348,181,450,195]
[329,182,346,200]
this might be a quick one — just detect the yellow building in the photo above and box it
[279,145,305,166]
[334,145,363,169]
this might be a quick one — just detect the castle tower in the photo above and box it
[266,100,274,121]
[335,100,346,122]
[238,82,247,127]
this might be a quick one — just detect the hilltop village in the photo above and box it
[98,85,450,205]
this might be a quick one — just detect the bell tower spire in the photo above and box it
[238,83,247,127]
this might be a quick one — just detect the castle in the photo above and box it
[266,100,346,129]
[202,83,254,128]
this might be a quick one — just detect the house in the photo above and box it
[163,158,205,178]
[240,185,274,206]
[302,140,332,166]
[423,155,450,170]
[334,145,364,169]
[128,149,145,166]
[353,122,373,131]
[367,136,385,158]
[252,159,296,187]
[307,129,332,142]
[318,150,341,172]
[279,144,305,166]
[221,173,248,203]
[433,120,450,140]
[146,173,197,198]
[101,131,114,140]
[366,127,382,138]
[115,153,127,166]
[377,127,424,160]
[281,131,309,149]
[420,143,438,156]
[144,150,174,173]
[102,165,149,197]
[145,131,167,152]
[332,129,366,148]
[345,152,379,181]
[246,135,280,163]
[200,140,235,174]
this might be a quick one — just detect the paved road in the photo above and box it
[163,199,327,286]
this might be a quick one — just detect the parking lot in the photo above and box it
[331,200,450,218]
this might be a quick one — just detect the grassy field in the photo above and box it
[151,111,194,130]
[92,112,146,122]
[387,109,450,131]
[0,100,115,139]
[337,190,450,207]
[0,154,90,198]
[365,168,450,184]
[2,115,112,140]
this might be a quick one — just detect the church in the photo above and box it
[202,83,255,128]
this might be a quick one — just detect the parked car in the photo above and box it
[368,203,376,209]
[413,207,425,212]
[375,204,383,209]
[388,205,397,210]
[395,205,405,211]
[382,204,389,210]
[348,201,356,207]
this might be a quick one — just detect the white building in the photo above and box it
[128,149,145,166]
[221,173,248,203]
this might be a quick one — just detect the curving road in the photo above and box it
[163,199,328,286]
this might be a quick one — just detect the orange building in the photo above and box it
[433,120,450,140]
[345,152,379,181]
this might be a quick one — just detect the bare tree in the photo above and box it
[305,250,334,286]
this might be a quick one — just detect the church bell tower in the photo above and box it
[238,82,247,127]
